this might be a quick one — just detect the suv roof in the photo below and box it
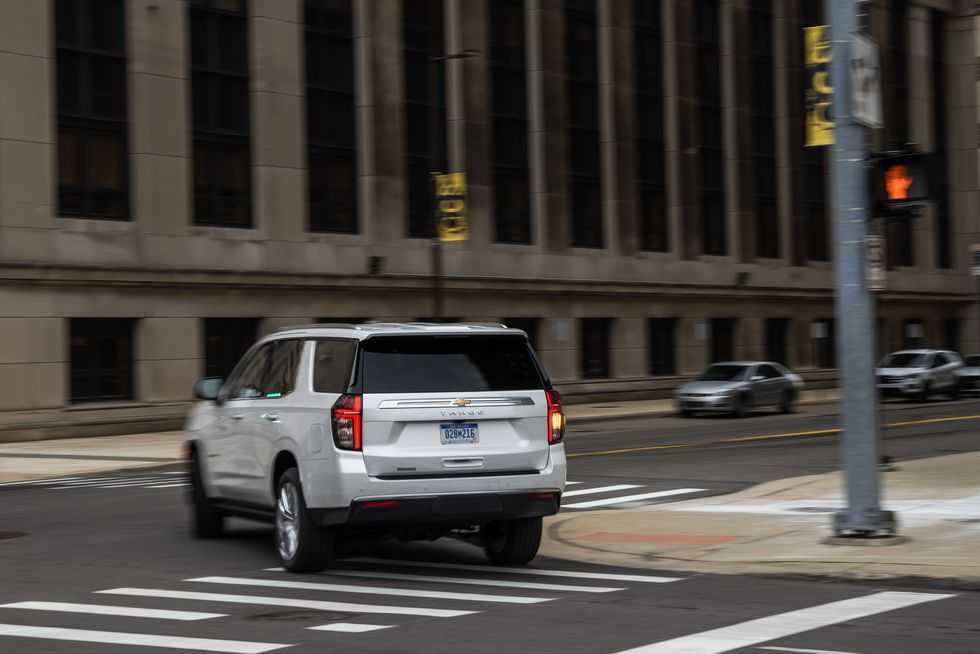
[267,322,525,342]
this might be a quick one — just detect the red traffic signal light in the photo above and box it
[874,153,930,208]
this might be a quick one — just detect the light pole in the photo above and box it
[429,48,479,321]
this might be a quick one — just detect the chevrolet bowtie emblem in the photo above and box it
[452,399,471,407]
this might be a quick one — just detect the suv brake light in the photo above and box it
[546,390,565,444]
[332,394,362,451]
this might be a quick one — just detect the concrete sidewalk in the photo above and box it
[542,451,980,585]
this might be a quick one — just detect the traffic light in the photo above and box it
[873,152,930,209]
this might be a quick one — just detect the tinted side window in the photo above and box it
[265,340,302,397]
[361,335,544,393]
[313,339,357,393]
[226,343,273,400]
[931,354,947,368]
[760,365,781,379]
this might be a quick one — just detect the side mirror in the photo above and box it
[193,377,224,402]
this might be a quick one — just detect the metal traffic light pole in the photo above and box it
[828,0,896,537]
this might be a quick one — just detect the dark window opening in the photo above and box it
[931,10,951,269]
[55,0,129,220]
[204,318,259,379]
[565,0,603,248]
[942,318,960,353]
[580,318,612,378]
[190,0,252,227]
[306,0,358,233]
[403,0,446,238]
[70,318,134,402]
[708,318,736,364]
[490,0,531,244]
[749,0,779,259]
[649,318,676,375]
[503,318,540,351]
[635,1,668,252]
[765,318,789,365]
[696,0,726,256]
[313,339,357,393]
[812,318,836,368]
[903,319,925,350]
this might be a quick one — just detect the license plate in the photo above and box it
[440,423,479,445]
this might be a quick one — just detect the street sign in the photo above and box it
[971,244,980,276]
[435,172,467,242]
[850,33,883,128]
[865,235,886,291]
[805,25,834,146]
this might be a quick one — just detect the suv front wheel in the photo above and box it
[484,517,543,566]
[275,468,335,573]
[190,449,224,539]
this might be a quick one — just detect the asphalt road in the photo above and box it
[1,398,979,653]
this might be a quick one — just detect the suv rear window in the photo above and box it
[361,335,544,393]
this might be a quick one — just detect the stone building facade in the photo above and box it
[0,0,976,426]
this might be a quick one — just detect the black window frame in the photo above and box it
[190,0,253,228]
[55,0,130,221]
[204,317,260,380]
[403,0,446,238]
[490,0,532,244]
[695,0,726,256]
[748,0,779,259]
[69,318,135,403]
[942,318,960,353]
[580,317,612,379]
[708,317,736,364]
[812,318,836,369]
[648,318,677,375]
[564,0,603,249]
[305,0,359,234]
[765,317,790,365]
[634,1,669,252]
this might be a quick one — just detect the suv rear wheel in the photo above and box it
[484,517,543,566]
[190,450,224,539]
[275,468,335,573]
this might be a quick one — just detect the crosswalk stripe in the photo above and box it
[0,624,290,653]
[314,569,624,594]
[562,488,708,509]
[565,481,583,485]
[146,482,189,489]
[758,648,860,654]
[612,591,955,654]
[97,588,476,618]
[0,601,224,621]
[52,479,170,490]
[308,623,393,633]
[0,477,88,487]
[45,476,163,486]
[562,484,644,498]
[353,558,683,584]
[188,575,553,604]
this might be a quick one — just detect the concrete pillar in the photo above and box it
[662,0,682,256]
[251,2,305,241]
[673,0,701,258]
[738,316,763,361]
[721,0,743,261]
[677,316,707,374]
[354,0,376,242]
[137,318,201,402]
[0,0,55,240]
[598,0,620,254]
[608,0,638,256]
[457,0,491,247]
[909,5,936,270]
[538,317,576,382]
[538,0,570,251]
[773,0,793,264]
[611,317,646,378]
[0,318,65,410]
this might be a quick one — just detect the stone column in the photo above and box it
[130,0,191,237]
[722,0,744,261]
[738,316,763,361]
[598,0,620,254]
[609,0,639,256]
[909,5,936,269]
[773,0,794,263]
[731,0,754,262]
[0,317,65,410]
[677,316,707,374]
[457,0,491,247]
[538,0,570,250]
[136,318,201,402]
[612,317,646,378]
[354,0,376,242]
[251,2,305,241]
[674,0,701,259]
[538,318,577,382]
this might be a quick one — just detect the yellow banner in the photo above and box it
[805,25,834,147]
[435,172,468,242]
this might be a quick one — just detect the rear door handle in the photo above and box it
[261,413,280,422]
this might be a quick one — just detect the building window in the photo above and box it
[748,0,779,259]
[190,0,252,228]
[649,318,676,375]
[942,318,960,353]
[790,1,829,263]
[765,318,789,365]
[55,0,129,220]
[708,318,736,363]
[565,0,602,248]
[580,318,611,378]
[812,318,836,368]
[70,318,134,402]
[403,0,446,238]
[305,0,358,234]
[931,10,952,269]
[696,0,726,256]
[634,1,668,252]
[204,318,259,379]
[490,0,531,244]
[503,318,540,350]
[903,319,925,350]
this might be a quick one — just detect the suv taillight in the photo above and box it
[332,394,362,451]
[546,390,565,444]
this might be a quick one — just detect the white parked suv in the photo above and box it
[876,349,963,401]
[185,323,567,572]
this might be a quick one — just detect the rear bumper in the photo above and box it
[310,490,560,527]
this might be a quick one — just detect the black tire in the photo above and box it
[275,468,335,573]
[948,382,961,400]
[679,408,694,418]
[780,390,796,414]
[190,450,224,539]
[732,393,751,419]
[917,382,930,403]
[484,517,543,566]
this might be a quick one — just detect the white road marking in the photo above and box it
[317,569,624,593]
[53,480,171,490]
[0,624,290,653]
[146,482,189,489]
[758,647,862,654]
[613,591,954,654]
[562,484,644,498]
[562,488,708,509]
[0,601,224,621]
[565,481,583,485]
[0,477,87,487]
[353,558,683,583]
[308,623,393,633]
[98,588,476,618]
[188,576,553,604]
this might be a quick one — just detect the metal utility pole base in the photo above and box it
[830,508,898,540]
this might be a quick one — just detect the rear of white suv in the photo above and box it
[185,324,566,573]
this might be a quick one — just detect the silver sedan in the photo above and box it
[675,361,803,418]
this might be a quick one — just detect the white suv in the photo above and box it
[185,323,567,572]
[876,349,963,401]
